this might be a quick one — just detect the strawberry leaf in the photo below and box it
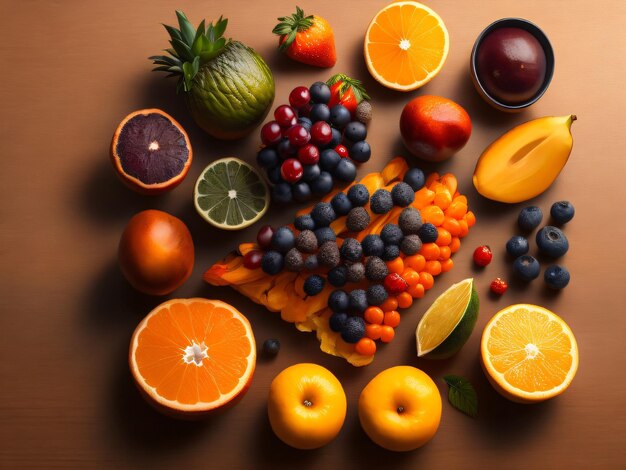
[273,6,314,52]
[443,375,478,418]
[326,73,371,103]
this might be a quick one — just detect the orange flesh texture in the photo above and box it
[134,301,252,405]
[485,307,575,393]
[366,4,447,87]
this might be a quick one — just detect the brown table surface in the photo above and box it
[2,0,626,468]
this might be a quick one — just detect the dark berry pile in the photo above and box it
[256,82,372,203]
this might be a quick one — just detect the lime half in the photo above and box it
[416,278,479,359]
[194,158,269,230]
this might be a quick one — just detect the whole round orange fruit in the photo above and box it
[400,96,472,162]
[268,363,347,449]
[359,366,442,452]
[118,209,194,295]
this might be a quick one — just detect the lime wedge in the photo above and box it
[416,278,479,359]
[194,158,269,230]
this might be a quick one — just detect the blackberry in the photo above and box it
[330,192,352,216]
[348,289,368,314]
[369,189,393,214]
[327,266,348,287]
[294,214,315,231]
[346,207,370,232]
[318,241,341,268]
[310,202,336,227]
[341,316,365,344]
[382,244,400,261]
[303,254,318,271]
[365,256,388,282]
[347,184,370,207]
[398,207,422,235]
[314,227,336,245]
[366,284,388,306]
[340,238,363,262]
[417,223,438,243]
[295,230,318,253]
[400,235,422,255]
[346,262,365,283]
[329,312,348,333]
[380,223,404,245]
[271,226,295,253]
[391,182,415,207]
[328,290,349,312]
[403,167,426,191]
[362,234,385,257]
[303,275,325,296]
[284,248,304,272]
[261,251,284,275]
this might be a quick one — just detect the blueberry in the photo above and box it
[314,227,336,245]
[341,316,365,344]
[309,81,331,104]
[272,183,292,203]
[513,255,541,281]
[518,206,543,232]
[310,171,334,195]
[267,165,282,184]
[326,128,343,148]
[303,254,318,271]
[403,168,426,191]
[257,148,279,168]
[400,235,422,255]
[344,121,367,143]
[536,226,569,258]
[261,251,284,275]
[319,149,341,171]
[333,159,357,183]
[418,223,438,243]
[366,284,388,306]
[550,201,575,225]
[311,202,336,227]
[262,339,280,356]
[271,226,295,253]
[544,264,571,289]
[370,189,393,214]
[349,140,371,163]
[391,182,415,207]
[329,105,351,129]
[292,181,312,202]
[302,163,321,182]
[277,139,297,159]
[362,234,385,257]
[346,207,370,232]
[327,266,348,287]
[347,184,370,206]
[506,235,529,257]
[398,207,422,235]
[328,290,350,312]
[381,244,400,261]
[331,192,353,216]
[348,289,368,314]
[380,223,403,245]
[303,275,325,296]
[340,238,363,261]
[310,103,330,123]
[297,116,312,131]
[365,256,388,281]
[329,312,348,333]
[294,214,315,231]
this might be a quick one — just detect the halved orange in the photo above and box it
[364,1,449,91]
[111,108,192,195]
[481,304,578,403]
[129,298,256,417]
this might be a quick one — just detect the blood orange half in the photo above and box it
[129,298,256,417]
[111,108,192,194]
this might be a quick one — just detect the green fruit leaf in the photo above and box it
[162,24,182,42]
[213,16,228,39]
[176,10,196,45]
[171,38,194,62]
[182,56,200,92]
[443,375,477,418]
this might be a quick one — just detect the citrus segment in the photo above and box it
[481,304,578,403]
[194,158,269,230]
[129,298,256,416]
[364,2,449,91]
[416,278,478,358]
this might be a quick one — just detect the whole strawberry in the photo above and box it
[273,7,336,68]
[327,74,370,117]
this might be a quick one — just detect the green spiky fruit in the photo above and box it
[150,11,275,140]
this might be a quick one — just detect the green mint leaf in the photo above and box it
[443,375,478,418]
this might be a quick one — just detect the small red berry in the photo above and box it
[297,144,320,164]
[243,250,263,269]
[335,144,349,158]
[289,86,311,109]
[490,278,508,295]
[384,273,408,295]
[280,158,303,183]
[256,226,274,250]
[473,245,493,266]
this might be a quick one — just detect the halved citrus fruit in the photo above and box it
[111,108,192,194]
[416,278,478,359]
[129,298,256,417]
[194,157,269,230]
[481,304,578,403]
[364,1,449,91]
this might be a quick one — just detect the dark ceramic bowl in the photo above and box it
[470,18,555,112]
